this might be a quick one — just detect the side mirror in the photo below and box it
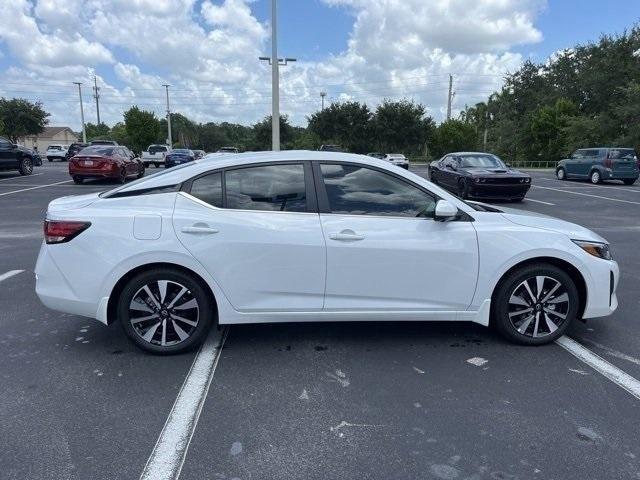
[447,163,456,171]
[434,200,458,221]
[11,143,18,148]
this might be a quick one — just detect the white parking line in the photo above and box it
[525,198,555,205]
[0,173,43,182]
[576,338,640,367]
[0,180,72,197]
[556,336,640,401]
[531,185,640,205]
[0,270,25,283]
[140,327,228,480]
[537,177,640,192]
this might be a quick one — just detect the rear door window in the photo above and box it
[190,172,223,208]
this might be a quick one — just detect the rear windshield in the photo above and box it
[148,145,167,154]
[459,154,505,168]
[48,145,62,150]
[79,146,114,156]
[609,149,636,159]
[172,149,193,154]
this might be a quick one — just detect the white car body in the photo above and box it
[141,144,171,166]
[46,144,68,160]
[384,153,409,168]
[35,151,618,344]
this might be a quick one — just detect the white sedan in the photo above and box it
[35,151,619,354]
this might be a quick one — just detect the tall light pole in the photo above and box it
[259,0,296,151]
[320,91,327,110]
[93,76,101,125]
[163,84,172,147]
[73,82,87,143]
[446,74,453,121]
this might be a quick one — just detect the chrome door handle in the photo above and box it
[181,225,219,234]
[329,230,365,241]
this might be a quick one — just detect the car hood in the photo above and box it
[462,167,527,176]
[498,205,607,243]
[47,192,101,213]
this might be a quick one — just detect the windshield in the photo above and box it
[78,146,115,156]
[148,145,167,154]
[172,149,193,154]
[459,154,506,168]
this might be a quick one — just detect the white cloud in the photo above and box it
[0,0,544,129]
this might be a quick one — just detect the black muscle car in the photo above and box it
[428,152,531,201]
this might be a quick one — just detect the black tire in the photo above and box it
[118,268,214,354]
[72,176,84,184]
[137,163,145,179]
[623,179,636,186]
[18,156,33,176]
[458,178,469,199]
[511,197,524,202]
[492,263,579,345]
[48,157,53,162]
[556,167,566,180]
[143,162,150,168]
[590,170,602,184]
[154,162,160,168]
[118,168,127,184]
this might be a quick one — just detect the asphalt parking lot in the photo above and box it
[1,161,640,480]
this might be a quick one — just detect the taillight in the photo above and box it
[604,154,612,168]
[44,220,91,244]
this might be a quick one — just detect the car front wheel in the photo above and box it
[118,269,214,354]
[492,263,579,345]
[556,168,566,180]
[18,157,33,175]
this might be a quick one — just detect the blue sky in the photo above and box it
[0,0,639,128]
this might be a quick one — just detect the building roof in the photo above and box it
[40,126,75,137]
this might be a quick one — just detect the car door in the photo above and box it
[173,162,326,312]
[0,137,14,168]
[565,150,583,177]
[315,162,478,312]
[441,156,461,190]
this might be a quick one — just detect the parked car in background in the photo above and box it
[217,147,239,154]
[556,147,639,185]
[46,144,69,162]
[367,152,386,159]
[36,151,619,354]
[69,145,144,184]
[193,150,206,159]
[165,149,196,168]
[65,142,89,161]
[0,136,36,175]
[429,152,531,201]
[383,153,409,169]
[319,145,343,152]
[142,144,171,168]
[90,140,119,146]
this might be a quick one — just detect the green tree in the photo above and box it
[85,122,110,140]
[529,98,578,161]
[429,120,477,158]
[370,100,435,154]
[252,115,294,150]
[307,101,372,153]
[124,106,160,154]
[0,98,49,143]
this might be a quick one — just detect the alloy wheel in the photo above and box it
[128,280,199,347]
[591,171,600,184]
[507,275,570,338]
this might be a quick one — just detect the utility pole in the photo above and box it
[163,84,172,146]
[320,91,327,111]
[446,74,453,121]
[258,0,296,152]
[73,82,87,143]
[93,76,101,125]
[483,109,489,151]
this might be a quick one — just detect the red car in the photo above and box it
[69,146,145,184]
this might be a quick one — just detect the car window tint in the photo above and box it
[225,164,307,212]
[320,163,436,218]
[190,172,223,208]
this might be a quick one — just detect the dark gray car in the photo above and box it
[556,147,639,185]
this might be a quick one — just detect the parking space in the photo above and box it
[1,163,640,479]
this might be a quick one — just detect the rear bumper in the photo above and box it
[69,166,118,178]
[603,170,639,180]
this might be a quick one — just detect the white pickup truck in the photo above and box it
[46,144,69,162]
[141,144,171,167]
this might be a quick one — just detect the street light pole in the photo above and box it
[73,82,87,143]
[270,0,279,151]
[163,84,172,147]
[320,91,327,110]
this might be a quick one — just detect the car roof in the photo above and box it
[448,152,496,156]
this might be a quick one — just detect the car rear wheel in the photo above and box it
[492,263,578,345]
[458,179,469,199]
[623,179,636,185]
[556,168,566,180]
[72,176,84,184]
[18,157,33,176]
[154,162,160,168]
[143,162,150,168]
[590,170,601,184]
[118,269,214,354]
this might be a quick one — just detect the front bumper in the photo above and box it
[468,183,531,200]
[582,259,619,319]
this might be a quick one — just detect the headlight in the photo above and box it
[572,240,612,260]
[474,178,480,183]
